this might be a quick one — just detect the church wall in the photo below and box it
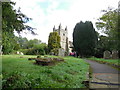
[59,29,68,51]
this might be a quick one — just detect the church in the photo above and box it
[53,24,69,56]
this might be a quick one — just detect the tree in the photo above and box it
[14,36,28,49]
[26,43,45,55]
[32,43,47,55]
[27,39,41,49]
[94,35,110,58]
[2,2,35,54]
[15,36,47,55]
[2,2,35,34]
[2,32,16,54]
[73,21,98,57]
[96,7,119,51]
[48,32,61,55]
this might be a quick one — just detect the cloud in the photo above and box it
[11,0,119,43]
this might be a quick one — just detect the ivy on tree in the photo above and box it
[48,32,61,55]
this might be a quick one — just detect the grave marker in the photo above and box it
[112,50,119,59]
[103,50,111,59]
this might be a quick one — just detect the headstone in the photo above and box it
[17,51,24,55]
[103,50,111,59]
[58,48,65,57]
[20,52,24,55]
[112,50,119,59]
[0,45,2,55]
[17,51,20,54]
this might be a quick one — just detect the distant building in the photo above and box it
[53,24,69,55]
[52,24,75,56]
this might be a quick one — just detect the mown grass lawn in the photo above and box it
[2,55,89,88]
[88,57,120,67]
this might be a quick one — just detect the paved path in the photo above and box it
[85,60,120,89]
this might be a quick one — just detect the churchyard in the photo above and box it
[1,1,120,89]
[2,55,89,88]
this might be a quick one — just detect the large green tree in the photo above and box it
[48,32,61,55]
[2,2,35,54]
[14,36,48,55]
[96,7,119,51]
[14,36,29,49]
[73,21,98,57]
[25,43,47,55]
[32,43,47,55]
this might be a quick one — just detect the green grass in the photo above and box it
[2,55,89,88]
[88,57,120,66]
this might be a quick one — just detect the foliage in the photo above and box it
[94,35,111,58]
[50,48,59,55]
[13,36,48,55]
[48,32,61,54]
[2,2,35,54]
[2,55,89,88]
[14,36,29,49]
[19,43,47,55]
[73,21,98,57]
[96,7,119,52]
[27,39,41,49]
[26,43,47,55]
[15,37,42,49]
[2,2,35,34]
[96,7,118,35]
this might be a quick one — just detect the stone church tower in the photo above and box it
[53,24,69,55]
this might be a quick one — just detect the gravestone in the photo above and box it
[16,51,24,55]
[0,45,2,55]
[112,50,119,59]
[103,50,111,59]
[17,51,20,54]
[58,48,65,57]
[20,52,24,55]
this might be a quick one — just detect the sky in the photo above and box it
[11,0,119,44]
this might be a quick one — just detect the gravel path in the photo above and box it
[85,59,120,89]
[85,60,119,74]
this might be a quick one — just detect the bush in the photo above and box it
[25,48,45,55]
[18,43,47,55]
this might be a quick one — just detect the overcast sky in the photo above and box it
[12,0,119,43]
